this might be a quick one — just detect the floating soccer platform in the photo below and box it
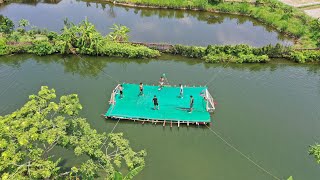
[104,83,215,127]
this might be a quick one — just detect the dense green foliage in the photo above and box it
[0,15,318,63]
[0,15,14,34]
[116,0,208,9]
[169,44,270,63]
[0,86,146,179]
[204,44,271,63]
[114,0,319,48]
[310,144,320,163]
[100,42,160,58]
[17,19,29,33]
[108,24,130,42]
[289,50,320,63]
[0,17,160,58]
[310,141,320,174]
[169,44,319,63]
[169,45,206,58]
[29,40,55,56]
[309,19,320,47]
[0,37,7,55]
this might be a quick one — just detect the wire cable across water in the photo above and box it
[205,124,280,180]
[205,61,230,87]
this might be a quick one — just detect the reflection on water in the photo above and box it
[0,0,293,46]
[0,54,319,78]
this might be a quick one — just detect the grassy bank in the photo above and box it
[168,44,320,63]
[0,16,319,64]
[112,0,320,48]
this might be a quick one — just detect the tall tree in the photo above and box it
[57,18,103,55]
[0,86,146,179]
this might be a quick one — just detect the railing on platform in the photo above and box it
[205,89,215,112]
[109,84,121,105]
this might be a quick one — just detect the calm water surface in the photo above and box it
[0,55,319,180]
[0,0,293,46]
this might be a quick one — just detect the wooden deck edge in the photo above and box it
[103,115,211,127]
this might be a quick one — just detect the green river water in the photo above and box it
[0,0,320,179]
[0,54,319,179]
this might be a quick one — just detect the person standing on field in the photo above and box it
[153,95,159,110]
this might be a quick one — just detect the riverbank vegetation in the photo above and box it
[112,0,320,48]
[0,16,160,58]
[168,44,320,63]
[0,15,319,63]
[0,86,146,179]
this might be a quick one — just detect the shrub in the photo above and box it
[0,37,7,55]
[289,51,320,63]
[29,40,55,56]
[206,44,253,56]
[203,53,236,63]
[253,43,292,57]
[6,44,32,54]
[0,15,14,34]
[237,54,269,63]
[98,42,160,58]
[8,32,21,42]
[170,45,206,58]
[47,31,58,41]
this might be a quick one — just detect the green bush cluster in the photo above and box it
[238,54,269,63]
[169,45,206,58]
[169,44,318,64]
[99,42,160,58]
[0,37,7,55]
[204,45,270,63]
[116,0,209,9]
[289,50,320,63]
[206,44,254,56]
[29,40,55,56]
[6,44,32,54]
[0,15,14,34]
[252,43,292,57]
[203,53,269,63]
[203,53,234,63]
[171,44,273,63]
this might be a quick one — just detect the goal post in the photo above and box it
[205,89,215,112]
[109,84,121,105]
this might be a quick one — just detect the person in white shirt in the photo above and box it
[179,84,184,98]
